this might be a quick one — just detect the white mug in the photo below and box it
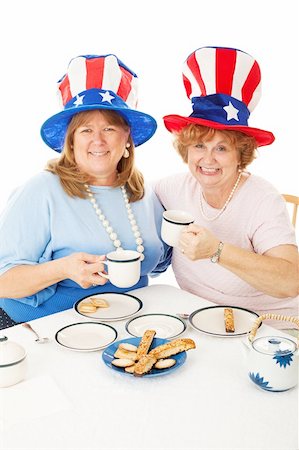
[98,250,141,288]
[161,210,194,247]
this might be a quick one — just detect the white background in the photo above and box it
[1,0,298,220]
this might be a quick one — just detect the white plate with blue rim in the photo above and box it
[55,322,118,352]
[74,292,143,322]
[125,313,186,339]
[102,337,187,377]
[189,305,260,337]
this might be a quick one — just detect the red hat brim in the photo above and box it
[163,115,275,147]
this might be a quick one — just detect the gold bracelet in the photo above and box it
[210,241,224,263]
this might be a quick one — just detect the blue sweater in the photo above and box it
[0,172,171,322]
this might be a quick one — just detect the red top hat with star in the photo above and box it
[163,46,274,147]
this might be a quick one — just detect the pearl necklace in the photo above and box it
[199,172,243,222]
[84,184,145,261]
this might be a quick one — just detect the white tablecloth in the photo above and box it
[0,284,298,450]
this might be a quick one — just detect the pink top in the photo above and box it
[154,172,298,322]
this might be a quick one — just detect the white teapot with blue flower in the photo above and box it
[244,314,298,392]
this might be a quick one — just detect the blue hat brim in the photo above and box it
[40,105,157,152]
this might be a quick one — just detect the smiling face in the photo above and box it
[186,130,241,193]
[72,110,130,185]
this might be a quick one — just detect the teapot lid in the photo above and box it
[0,336,26,367]
[252,336,296,356]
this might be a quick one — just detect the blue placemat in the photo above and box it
[0,307,18,330]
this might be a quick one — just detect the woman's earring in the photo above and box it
[124,142,130,158]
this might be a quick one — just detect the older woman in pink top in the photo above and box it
[155,46,298,326]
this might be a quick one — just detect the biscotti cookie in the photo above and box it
[224,308,235,333]
[149,338,196,359]
[136,329,156,360]
[134,354,157,376]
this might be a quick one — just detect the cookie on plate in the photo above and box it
[154,358,176,369]
[90,297,109,308]
[78,303,97,313]
[111,358,135,368]
[114,348,137,361]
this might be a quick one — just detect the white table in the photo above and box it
[0,284,298,450]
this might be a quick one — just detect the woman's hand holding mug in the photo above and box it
[62,252,108,288]
[179,224,220,261]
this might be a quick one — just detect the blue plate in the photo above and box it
[102,337,187,377]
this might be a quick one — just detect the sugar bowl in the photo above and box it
[0,335,27,388]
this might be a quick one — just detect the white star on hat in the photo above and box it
[100,91,115,104]
[73,95,84,107]
[223,101,239,121]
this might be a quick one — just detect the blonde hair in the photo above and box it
[46,110,144,202]
[174,124,257,170]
